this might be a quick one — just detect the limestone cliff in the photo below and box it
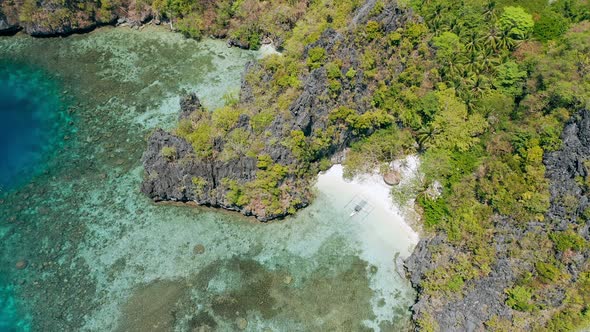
[141,93,310,221]
[405,109,590,330]
[0,0,151,36]
[140,1,417,221]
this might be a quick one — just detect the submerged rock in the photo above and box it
[15,259,28,270]
[236,318,248,330]
[283,275,293,285]
[193,244,205,255]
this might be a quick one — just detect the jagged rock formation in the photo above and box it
[545,110,590,228]
[544,109,590,275]
[140,1,417,221]
[0,11,18,34]
[141,93,311,221]
[405,109,590,331]
[142,94,264,220]
[0,0,152,36]
[0,0,306,42]
[405,223,517,331]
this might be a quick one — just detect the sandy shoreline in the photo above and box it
[314,160,420,330]
[316,161,420,255]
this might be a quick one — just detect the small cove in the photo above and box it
[0,26,418,331]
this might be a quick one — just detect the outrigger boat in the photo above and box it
[350,200,368,217]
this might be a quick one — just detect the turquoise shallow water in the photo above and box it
[0,282,30,331]
[0,26,417,331]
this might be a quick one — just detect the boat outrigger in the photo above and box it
[344,195,374,221]
[350,200,368,217]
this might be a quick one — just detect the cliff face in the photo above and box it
[0,0,307,46]
[141,1,417,221]
[405,109,590,331]
[141,93,308,221]
[0,0,152,36]
[140,59,332,220]
[405,224,517,331]
[545,110,590,229]
[544,110,590,275]
[0,11,18,34]
[141,127,262,214]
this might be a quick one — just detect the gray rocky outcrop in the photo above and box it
[0,12,19,34]
[405,109,590,330]
[141,127,261,215]
[141,0,416,221]
[0,1,152,37]
[544,109,590,275]
[178,93,202,120]
[405,221,517,331]
[545,109,590,228]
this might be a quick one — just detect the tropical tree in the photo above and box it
[498,6,534,40]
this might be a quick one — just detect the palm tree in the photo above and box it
[483,0,498,21]
[426,4,446,29]
[447,17,464,35]
[441,53,465,81]
[497,29,516,51]
[481,28,501,53]
[416,124,440,151]
[464,31,480,54]
[464,51,482,74]
[470,74,490,98]
[477,49,501,73]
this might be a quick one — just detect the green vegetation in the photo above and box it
[306,47,327,70]
[535,261,561,283]
[6,0,307,49]
[395,0,590,329]
[6,0,590,329]
[533,10,569,41]
[166,0,369,219]
[191,176,207,196]
[498,6,534,39]
[506,286,535,312]
[161,0,590,328]
[550,229,587,252]
[160,146,177,161]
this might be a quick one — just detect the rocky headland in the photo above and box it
[0,0,305,50]
[141,0,417,221]
[140,93,312,221]
[0,0,151,36]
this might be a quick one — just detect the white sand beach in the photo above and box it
[314,159,420,329]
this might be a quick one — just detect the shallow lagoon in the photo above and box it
[0,26,417,331]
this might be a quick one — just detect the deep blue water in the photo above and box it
[0,62,67,192]
[0,62,67,331]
